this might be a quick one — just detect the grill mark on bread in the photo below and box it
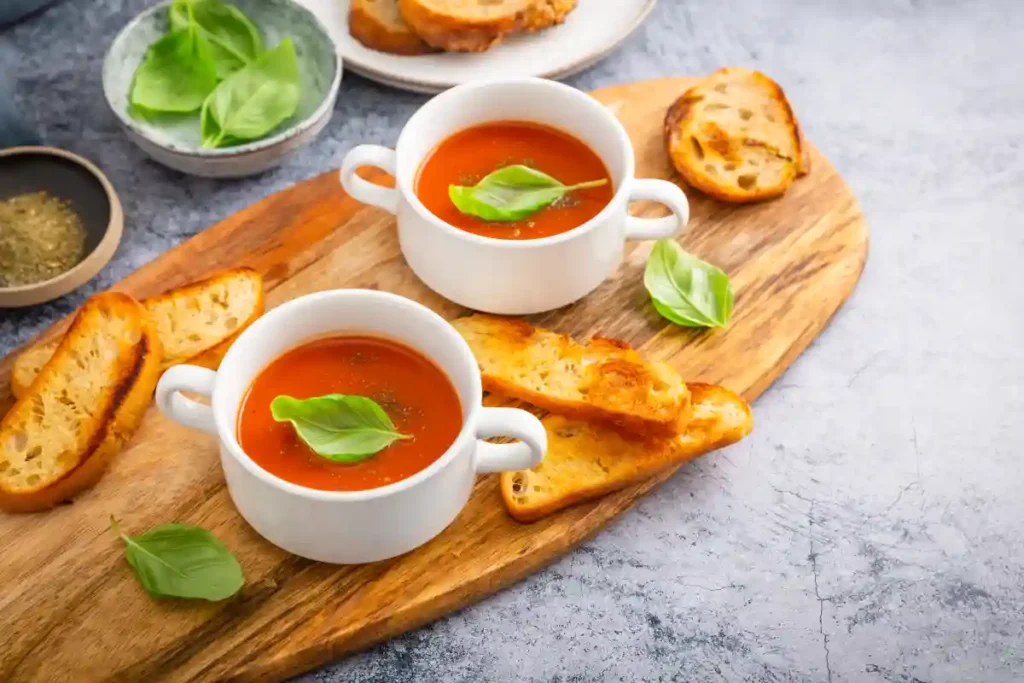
[454,315,691,436]
[48,334,149,493]
[664,68,806,203]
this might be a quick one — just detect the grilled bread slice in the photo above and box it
[0,293,162,512]
[350,0,434,55]
[398,0,576,52]
[10,268,263,397]
[664,67,807,203]
[453,315,691,437]
[142,267,263,369]
[501,383,752,522]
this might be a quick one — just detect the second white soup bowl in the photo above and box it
[154,290,547,564]
[340,77,690,315]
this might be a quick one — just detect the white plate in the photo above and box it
[294,0,657,93]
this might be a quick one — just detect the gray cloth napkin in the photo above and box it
[0,0,59,28]
[0,73,40,148]
[0,0,60,147]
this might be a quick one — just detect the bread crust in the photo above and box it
[500,383,753,522]
[0,293,163,512]
[143,266,264,368]
[9,268,263,398]
[398,0,575,52]
[454,315,691,437]
[349,0,436,55]
[664,67,805,204]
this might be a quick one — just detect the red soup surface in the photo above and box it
[416,121,615,240]
[237,336,463,492]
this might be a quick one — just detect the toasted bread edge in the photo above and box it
[500,383,753,523]
[348,1,436,56]
[0,294,163,512]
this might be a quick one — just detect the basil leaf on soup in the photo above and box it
[169,0,263,80]
[111,517,244,601]
[270,394,412,463]
[644,239,734,328]
[448,164,609,222]
[130,26,219,114]
[200,38,301,148]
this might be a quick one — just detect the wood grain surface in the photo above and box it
[0,77,868,682]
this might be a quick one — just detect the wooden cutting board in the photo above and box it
[0,77,867,682]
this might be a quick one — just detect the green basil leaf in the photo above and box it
[111,517,244,601]
[130,26,219,114]
[270,394,412,463]
[169,0,263,80]
[644,239,734,328]
[199,38,300,148]
[448,164,609,222]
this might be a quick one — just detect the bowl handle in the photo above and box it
[474,408,547,474]
[624,178,690,241]
[155,365,217,436]
[339,144,399,214]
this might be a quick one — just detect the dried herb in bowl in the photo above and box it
[0,191,88,288]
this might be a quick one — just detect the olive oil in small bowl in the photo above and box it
[0,147,123,308]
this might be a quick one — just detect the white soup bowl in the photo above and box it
[339,77,690,315]
[155,290,547,564]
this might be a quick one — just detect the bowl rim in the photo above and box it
[0,146,123,307]
[101,0,342,159]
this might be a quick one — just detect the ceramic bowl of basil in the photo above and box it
[102,0,341,178]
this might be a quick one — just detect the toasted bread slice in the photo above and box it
[350,0,435,55]
[398,0,576,52]
[10,268,263,398]
[501,383,752,522]
[665,67,805,203]
[453,315,691,437]
[0,293,162,512]
[142,267,263,368]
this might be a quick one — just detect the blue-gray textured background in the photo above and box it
[2,1,1023,682]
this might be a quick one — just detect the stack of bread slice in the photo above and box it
[453,315,754,522]
[350,0,577,54]
[0,268,264,511]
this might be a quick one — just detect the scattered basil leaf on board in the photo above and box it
[129,27,219,114]
[200,38,301,148]
[111,516,244,601]
[448,164,609,222]
[644,239,734,328]
[169,0,262,79]
[270,394,412,463]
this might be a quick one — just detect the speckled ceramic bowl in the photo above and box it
[102,0,341,178]
[0,147,123,308]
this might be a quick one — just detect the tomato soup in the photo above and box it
[237,336,463,492]
[416,121,614,240]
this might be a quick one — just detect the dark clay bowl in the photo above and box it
[0,147,123,308]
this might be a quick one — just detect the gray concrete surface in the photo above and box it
[3,1,1023,681]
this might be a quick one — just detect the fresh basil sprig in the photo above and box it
[644,239,734,328]
[448,165,609,222]
[200,38,301,148]
[111,516,244,601]
[169,0,263,79]
[270,394,412,463]
[130,25,219,114]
